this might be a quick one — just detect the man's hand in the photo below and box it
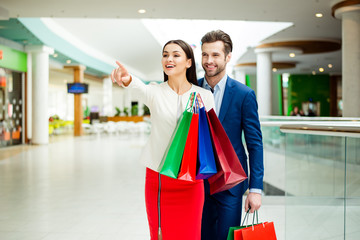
[244,192,262,213]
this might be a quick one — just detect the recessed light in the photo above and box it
[272,68,277,72]
[319,67,324,72]
[289,53,295,58]
[315,13,323,18]
[66,60,71,64]
[138,9,146,14]
[53,53,58,58]
[328,64,333,68]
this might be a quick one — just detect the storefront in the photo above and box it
[0,44,26,147]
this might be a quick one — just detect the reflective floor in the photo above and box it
[0,133,284,240]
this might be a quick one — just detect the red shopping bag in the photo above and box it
[233,210,277,240]
[178,112,199,181]
[206,108,247,194]
[239,222,277,240]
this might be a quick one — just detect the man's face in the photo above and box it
[201,41,231,78]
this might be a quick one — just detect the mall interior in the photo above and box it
[0,0,359,239]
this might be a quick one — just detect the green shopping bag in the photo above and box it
[158,92,196,178]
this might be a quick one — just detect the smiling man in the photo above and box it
[198,30,264,240]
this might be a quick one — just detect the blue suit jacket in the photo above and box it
[198,76,264,197]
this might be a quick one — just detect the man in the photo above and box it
[199,30,264,240]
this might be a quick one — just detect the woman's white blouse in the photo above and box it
[126,77,216,172]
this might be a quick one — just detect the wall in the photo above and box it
[0,44,27,72]
[49,69,107,120]
[288,74,330,116]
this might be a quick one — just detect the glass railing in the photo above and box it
[260,118,360,197]
[278,123,360,240]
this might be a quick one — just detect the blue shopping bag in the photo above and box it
[196,106,217,179]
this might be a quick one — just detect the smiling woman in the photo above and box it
[161,39,198,88]
[111,39,215,240]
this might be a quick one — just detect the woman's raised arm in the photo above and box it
[111,61,132,87]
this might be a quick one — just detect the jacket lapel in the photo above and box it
[198,78,204,87]
[219,77,234,123]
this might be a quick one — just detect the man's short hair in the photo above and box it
[201,30,233,56]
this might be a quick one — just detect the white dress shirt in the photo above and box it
[202,74,227,116]
[126,77,215,172]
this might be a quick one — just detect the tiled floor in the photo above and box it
[0,133,285,240]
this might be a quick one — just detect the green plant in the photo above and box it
[131,104,138,116]
[115,107,121,116]
[143,105,150,115]
[123,107,129,116]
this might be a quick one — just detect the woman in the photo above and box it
[111,40,215,240]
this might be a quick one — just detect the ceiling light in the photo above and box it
[319,67,324,72]
[328,64,333,68]
[53,53,58,58]
[66,60,71,64]
[138,9,146,14]
[315,13,323,18]
[272,68,277,72]
[312,71,316,75]
[289,53,295,58]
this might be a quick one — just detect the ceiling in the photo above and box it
[0,0,344,80]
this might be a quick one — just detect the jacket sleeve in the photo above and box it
[241,90,264,190]
[124,76,155,108]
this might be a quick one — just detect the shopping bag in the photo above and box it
[207,108,247,194]
[159,92,196,178]
[196,104,217,180]
[177,111,199,181]
[231,211,276,240]
[241,222,277,240]
[227,209,253,240]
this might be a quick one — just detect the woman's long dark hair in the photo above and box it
[162,40,198,86]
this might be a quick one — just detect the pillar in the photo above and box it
[255,49,273,116]
[25,45,54,144]
[65,65,86,136]
[334,2,360,117]
[103,77,112,116]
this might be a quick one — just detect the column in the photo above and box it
[65,65,86,136]
[26,52,32,142]
[334,3,360,117]
[25,45,54,144]
[255,49,273,116]
[103,77,112,116]
[233,67,247,85]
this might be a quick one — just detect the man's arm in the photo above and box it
[241,90,264,212]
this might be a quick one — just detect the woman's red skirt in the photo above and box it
[145,168,204,240]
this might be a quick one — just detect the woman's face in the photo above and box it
[162,43,191,78]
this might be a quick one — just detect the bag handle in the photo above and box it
[194,94,200,114]
[185,92,197,112]
[196,93,206,110]
[241,209,259,227]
